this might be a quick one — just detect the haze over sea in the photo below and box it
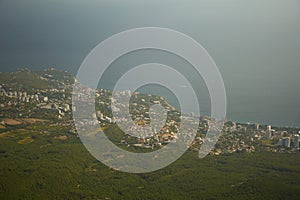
[1,0,300,127]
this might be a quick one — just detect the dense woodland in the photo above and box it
[0,122,300,199]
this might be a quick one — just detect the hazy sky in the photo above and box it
[0,0,300,126]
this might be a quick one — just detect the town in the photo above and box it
[0,69,299,156]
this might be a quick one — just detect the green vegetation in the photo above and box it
[0,123,300,199]
[0,70,49,90]
[0,68,73,91]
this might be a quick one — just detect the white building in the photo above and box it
[282,137,290,148]
[293,134,299,148]
[64,104,70,112]
[265,125,273,139]
[265,131,272,139]
[105,116,112,123]
[231,122,237,131]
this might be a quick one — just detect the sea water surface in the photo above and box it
[1,0,300,127]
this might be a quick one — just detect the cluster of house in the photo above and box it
[0,86,48,104]
[250,124,300,149]
[225,123,300,153]
[0,84,72,119]
[72,85,300,155]
[3,79,299,155]
[73,87,200,148]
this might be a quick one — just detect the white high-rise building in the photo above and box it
[293,134,299,148]
[231,122,237,131]
[264,125,273,139]
[282,137,290,148]
[265,131,272,139]
[99,113,104,120]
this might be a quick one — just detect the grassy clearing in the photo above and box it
[18,136,34,144]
